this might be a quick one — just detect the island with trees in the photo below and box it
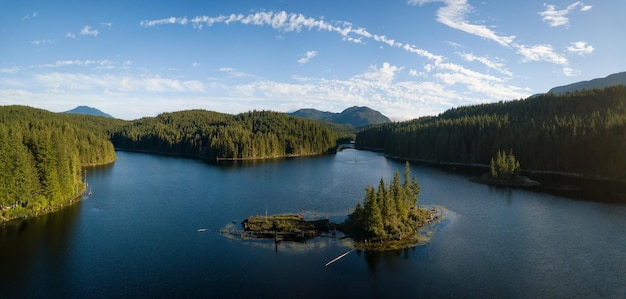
[472,150,540,187]
[235,162,441,251]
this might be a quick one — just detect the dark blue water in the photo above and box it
[1,150,625,298]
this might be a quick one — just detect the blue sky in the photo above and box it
[1,0,624,120]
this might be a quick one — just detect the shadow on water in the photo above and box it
[406,158,626,203]
[0,201,82,298]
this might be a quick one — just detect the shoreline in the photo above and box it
[115,147,334,163]
[1,158,117,224]
[375,151,626,184]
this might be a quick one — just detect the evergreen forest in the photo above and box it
[342,162,430,244]
[111,110,352,160]
[0,106,118,221]
[356,86,626,181]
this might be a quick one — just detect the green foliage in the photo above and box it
[345,162,422,240]
[111,109,349,160]
[356,86,626,180]
[489,150,521,180]
[0,106,118,222]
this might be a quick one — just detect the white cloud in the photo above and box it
[30,39,54,45]
[458,52,512,76]
[407,0,515,47]
[297,50,318,64]
[39,59,114,69]
[66,32,76,38]
[539,1,591,28]
[34,72,206,93]
[101,22,113,29]
[566,41,594,56]
[356,63,404,86]
[80,25,99,37]
[140,11,449,67]
[140,17,188,27]
[192,62,200,68]
[562,67,581,77]
[517,44,567,65]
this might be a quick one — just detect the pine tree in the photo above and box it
[363,185,385,239]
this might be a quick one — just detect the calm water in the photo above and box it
[1,150,625,298]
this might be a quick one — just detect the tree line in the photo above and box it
[0,106,117,221]
[111,110,350,160]
[356,86,626,180]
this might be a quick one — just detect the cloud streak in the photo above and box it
[407,0,515,47]
[297,51,318,64]
[539,1,592,27]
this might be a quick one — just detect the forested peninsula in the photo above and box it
[0,106,118,222]
[111,110,354,160]
[357,86,626,182]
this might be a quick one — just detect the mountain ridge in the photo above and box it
[63,106,114,118]
[548,71,626,95]
[289,106,390,128]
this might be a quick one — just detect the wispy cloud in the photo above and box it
[34,73,206,93]
[297,50,318,64]
[539,1,592,28]
[517,44,581,77]
[566,41,594,56]
[30,39,54,45]
[458,52,512,76]
[67,25,101,38]
[40,59,114,68]
[100,22,113,29]
[140,10,531,108]
[141,11,444,64]
[80,25,99,37]
[140,17,188,27]
[22,12,37,20]
[407,0,515,47]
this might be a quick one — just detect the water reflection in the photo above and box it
[0,201,81,297]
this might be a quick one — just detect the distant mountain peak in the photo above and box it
[63,106,114,118]
[548,71,626,95]
[289,106,390,127]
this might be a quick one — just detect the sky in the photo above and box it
[1,0,625,121]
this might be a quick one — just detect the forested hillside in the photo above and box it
[0,106,118,222]
[357,86,626,180]
[289,106,390,127]
[111,110,346,160]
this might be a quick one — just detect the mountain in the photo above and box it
[289,106,390,127]
[548,71,626,95]
[63,106,114,118]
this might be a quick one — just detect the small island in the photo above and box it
[472,150,539,187]
[236,162,442,251]
[241,213,333,242]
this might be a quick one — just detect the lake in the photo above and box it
[1,150,625,298]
